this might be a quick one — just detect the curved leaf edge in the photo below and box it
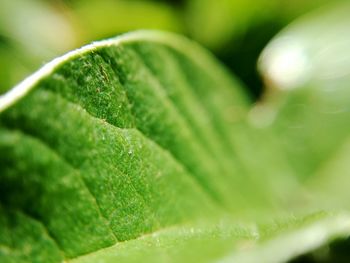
[0,30,246,113]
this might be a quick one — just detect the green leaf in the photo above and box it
[258,1,350,181]
[1,30,350,262]
[0,0,184,93]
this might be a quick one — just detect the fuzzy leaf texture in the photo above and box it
[1,19,350,263]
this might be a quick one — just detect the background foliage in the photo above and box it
[0,0,342,97]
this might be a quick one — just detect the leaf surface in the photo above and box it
[1,30,350,262]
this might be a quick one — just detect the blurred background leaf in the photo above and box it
[256,1,350,183]
[0,0,344,96]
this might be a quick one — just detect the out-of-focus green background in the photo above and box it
[0,0,342,98]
